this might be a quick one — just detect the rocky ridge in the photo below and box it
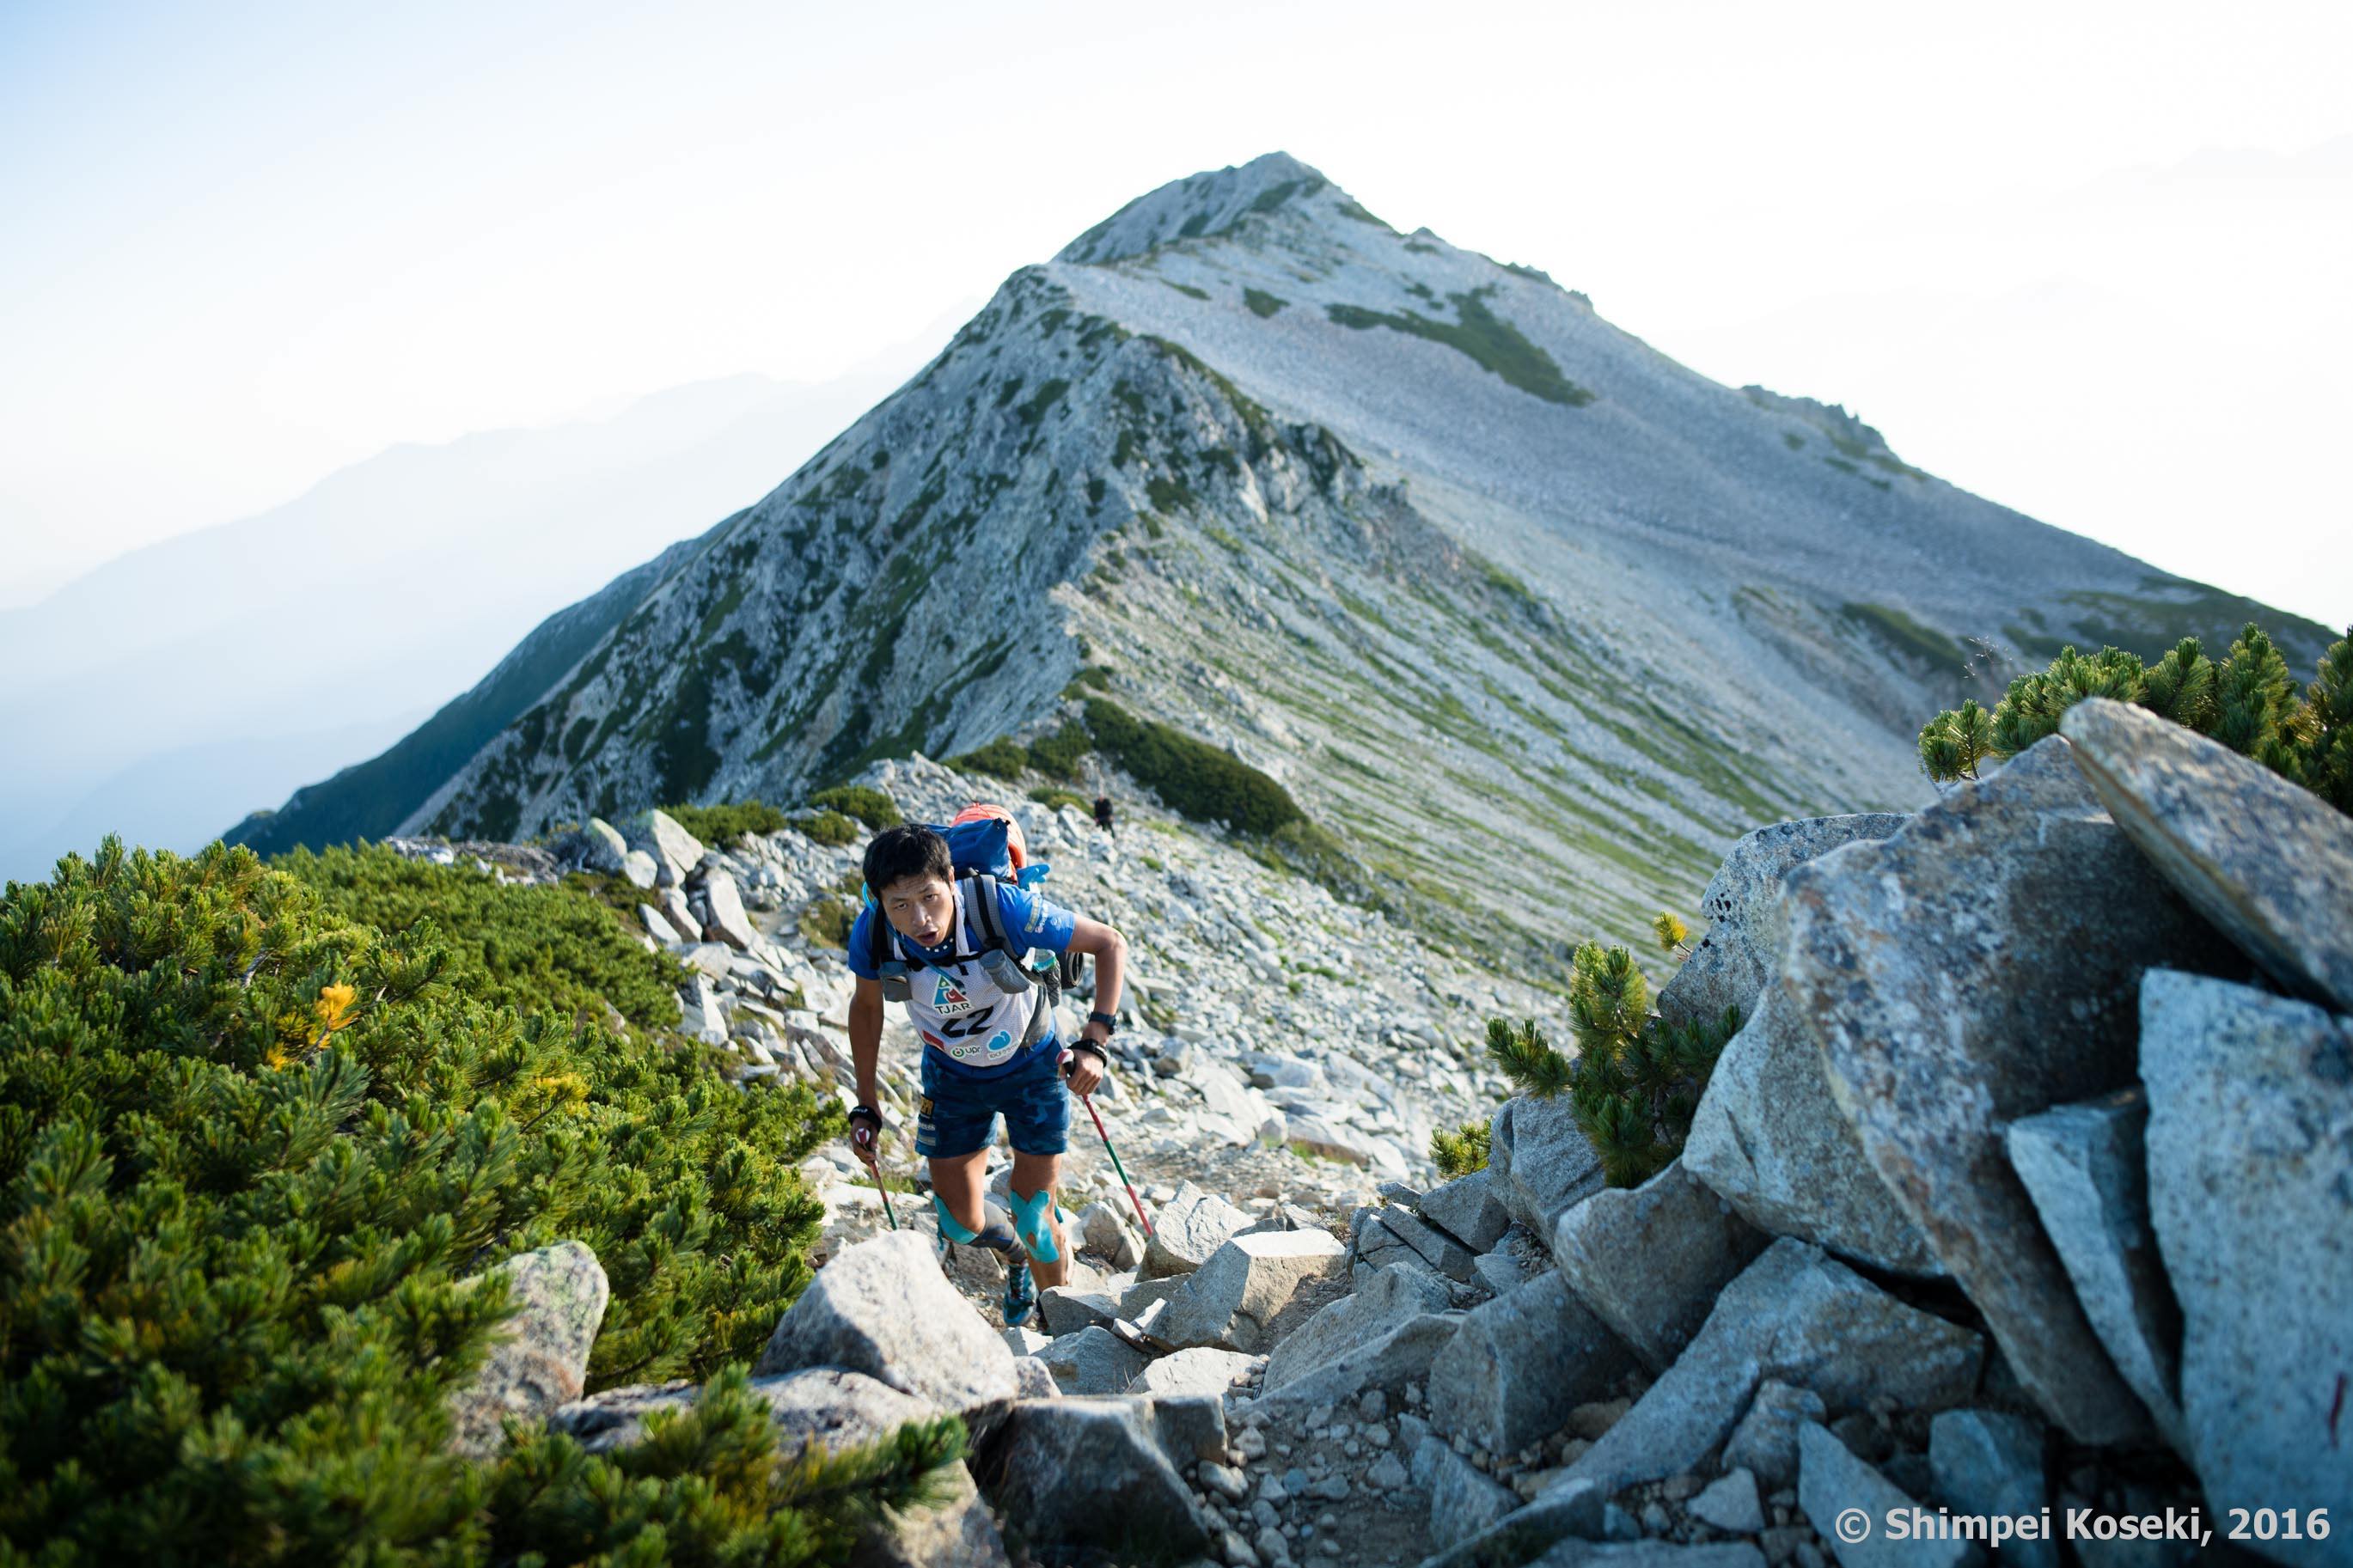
[296,153,2332,961]
[425,701,2350,1567]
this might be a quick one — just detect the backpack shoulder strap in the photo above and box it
[963,871,1012,956]
[866,903,895,969]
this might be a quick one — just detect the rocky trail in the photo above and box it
[417,703,2350,1567]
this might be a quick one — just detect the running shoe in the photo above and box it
[1001,1260,1036,1327]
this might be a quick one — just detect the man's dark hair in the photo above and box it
[863,824,953,893]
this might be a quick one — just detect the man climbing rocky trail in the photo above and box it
[416,703,2346,1567]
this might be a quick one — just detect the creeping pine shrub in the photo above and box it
[1486,943,1742,1187]
[1919,621,2353,814]
[1081,699,1303,836]
[1029,787,1091,814]
[663,799,792,844]
[0,839,959,1564]
[807,784,902,829]
[1430,1119,1491,1178]
[792,809,860,847]
[950,737,1032,780]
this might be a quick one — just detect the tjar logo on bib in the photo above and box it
[932,974,976,1016]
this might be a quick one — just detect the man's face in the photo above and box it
[879,875,954,948]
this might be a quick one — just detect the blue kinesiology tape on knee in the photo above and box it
[1009,1187,1060,1263]
[933,1193,1019,1254]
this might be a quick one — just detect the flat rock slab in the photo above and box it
[2062,695,2353,1012]
[1565,1238,1981,1496]
[1430,1272,1635,1453]
[1417,1168,1513,1253]
[1684,973,1940,1277]
[1155,1228,1347,1352]
[1656,812,1910,1034]
[1800,1422,1981,1568]
[1036,1324,1150,1395]
[1128,1345,1257,1399]
[2004,1089,2185,1451]
[1264,1259,1452,1393]
[754,1229,1018,1420]
[1552,1156,1769,1371]
[1929,1409,2052,1568]
[448,1240,609,1460]
[1415,1433,1520,1550]
[2142,969,2353,1565]
[1782,735,2239,1443]
[1141,1180,1256,1278]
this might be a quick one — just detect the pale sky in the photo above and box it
[5,0,2349,629]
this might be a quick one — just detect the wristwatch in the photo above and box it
[1085,1010,1119,1037]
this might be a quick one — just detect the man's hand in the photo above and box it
[847,1104,886,1162]
[1064,1039,1108,1097]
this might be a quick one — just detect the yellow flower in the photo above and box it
[314,983,359,1035]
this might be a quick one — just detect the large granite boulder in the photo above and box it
[2142,969,2353,1565]
[1488,1093,1606,1237]
[1655,813,1910,1032]
[1257,1261,1462,1412]
[1155,1228,1346,1352]
[753,1230,1018,1420]
[552,1367,1008,1567]
[1782,735,2240,1443]
[697,868,758,951]
[1551,1156,1769,1371]
[1428,1272,1635,1453]
[621,808,705,888]
[1128,1345,1257,1399]
[448,1240,609,1459]
[1560,1238,1982,1495]
[1417,1168,1513,1253]
[1035,1325,1149,1395]
[2004,1089,2185,1451]
[1683,973,1940,1277]
[973,1398,1207,1559]
[2062,696,2353,1011]
[1140,1181,1255,1278]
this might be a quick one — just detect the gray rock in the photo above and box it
[1471,1248,1531,1296]
[620,848,660,888]
[1366,1450,1411,1490]
[1489,1094,1606,1236]
[448,1240,610,1459]
[1143,1181,1257,1278]
[1683,976,1940,1278]
[622,807,705,885]
[678,973,729,1045]
[1416,1478,1608,1568]
[1565,1239,1981,1495]
[753,1230,1018,1420]
[1264,1260,1452,1391]
[637,901,681,943]
[1257,1312,1462,1415]
[1417,1168,1513,1253]
[660,886,698,945]
[1689,1467,1765,1534]
[1286,1112,1379,1166]
[574,817,630,873]
[2062,695,2353,1011]
[1800,1422,1982,1568]
[975,1398,1207,1558]
[1079,1199,1146,1269]
[2004,1089,2185,1450]
[1141,1391,1229,1465]
[2141,969,2353,1561]
[1928,1410,2050,1568]
[1158,1229,1348,1352]
[1530,1534,1769,1567]
[1011,1356,1059,1400]
[699,869,757,950]
[1379,1205,1480,1282]
[1120,1272,1189,1321]
[1415,1434,1520,1549]
[1429,1272,1635,1454]
[1719,1381,1825,1492]
[1035,1323,1151,1394]
[1552,1156,1769,1372]
[1783,735,2238,1444]
[1125,1345,1252,1399]
[550,1366,1007,1566]
[1036,1286,1121,1337]
[1655,813,1910,1033]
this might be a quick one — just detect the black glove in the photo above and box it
[848,1104,885,1158]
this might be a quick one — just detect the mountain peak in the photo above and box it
[1057,151,1347,265]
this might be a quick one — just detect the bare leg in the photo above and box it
[928,1150,990,1234]
[1010,1149,1069,1290]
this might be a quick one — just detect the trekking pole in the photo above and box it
[1078,1093,1154,1238]
[859,1149,901,1231]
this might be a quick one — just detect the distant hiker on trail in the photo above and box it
[1092,792,1114,833]
[844,812,1128,1327]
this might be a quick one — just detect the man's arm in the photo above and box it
[848,974,885,1113]
[1061,917,1127,1095]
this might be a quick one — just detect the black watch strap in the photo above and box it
[1086,1010,1118,1034]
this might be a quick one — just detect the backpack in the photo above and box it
[862,806,1087,1051]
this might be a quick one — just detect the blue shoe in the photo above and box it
[1002,1260,1036,1327]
